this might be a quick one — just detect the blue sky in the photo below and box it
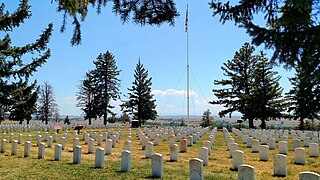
[3,1,293,117]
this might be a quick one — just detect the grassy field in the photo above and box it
[0,127,319,179]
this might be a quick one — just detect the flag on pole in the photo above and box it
[185,4,188,32]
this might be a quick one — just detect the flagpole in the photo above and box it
[185,3,190,127]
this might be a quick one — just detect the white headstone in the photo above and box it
[198,147,209,166]
[309,143,319,157]
[73,146,82,164]
[105,139,112,155]
[274,154,287,177]
[11,140,18,156]
[53,133,57,142]
[293,139,301,149]
[152,153,163,178]
[294,147,306,165]
[24,141,31,157]
[124,140,132,151]
[238,164,254,180]
[95,148,105,168]
[121,150,131,172]
[279,141,288,155]
[145,142,154,158]
[154,134,160,146]
[170,144,178,162]
[38,142,45,159]
[97,135,103,146]
[252,140,259,153]
[259,145,269,161]
[247,137,253,148]
[48,136,53,147]
[304,137,310,147]
[180,139,187,152]
[61,137,66,150]
[229,143,239,157]
[232,150,244,170]
[1,139,6,153]
[37,135,42,146]
[112,135,117,148]
[299,171,320,180]
[18,134,22,144]
[54,144,62,161]
[261,135,268,145]
[88,138,94,154]
[189,158,204,180]
[268,138,276,150]
[170,135,175,145]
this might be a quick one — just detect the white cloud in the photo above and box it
[152,89,197,96]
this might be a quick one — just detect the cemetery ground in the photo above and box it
[0,126,319,179]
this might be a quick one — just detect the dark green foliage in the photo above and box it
[107,116,118,123]
[210,0,320,68]
[76,71,98,125]
[200,109,214,128]
[252,53,286,129]
[121,59,157,126]
[0,0,53,122]
[286,58,320,130]
[9,80,39,124]
[37,82,59,124]
[52,0,179,46]
[211,43,286,129]
[92,51,121,125]
[77,51,121,125]
[211,43,258,128]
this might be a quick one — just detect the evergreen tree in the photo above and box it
[210,0,319,68]
[0,1,53,121]
[9,80,39,124]
[76,71,98,125]
[211,43,257,128]
[286,58,320,130]
[52,0,179,45]
[210,1,320,129]
[121,59,157,126]
[92,51,121,125]
[201,109,214,128]
[252,53,286,129]
[37,82,59,124]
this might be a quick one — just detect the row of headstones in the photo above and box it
[223,128,320,179]
[231,127,319,151]
[0,122,121,133]
[233,128,320,144]
[0,127,218,179]
[237,163,320,180]
[225,129,319,165]
[190,158,320,180]
[136,126,211,150]
[0,128,129,157]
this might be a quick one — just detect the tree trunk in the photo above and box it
[45,118,48,124]
[249,118,254,129]
[89,117,92,125]
[104,113,107,126]
[19,120,23,124]
[260,118,266,129]
[299,117,304,130]
[27,119,30,125]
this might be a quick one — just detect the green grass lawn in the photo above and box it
[0,127,319,179]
